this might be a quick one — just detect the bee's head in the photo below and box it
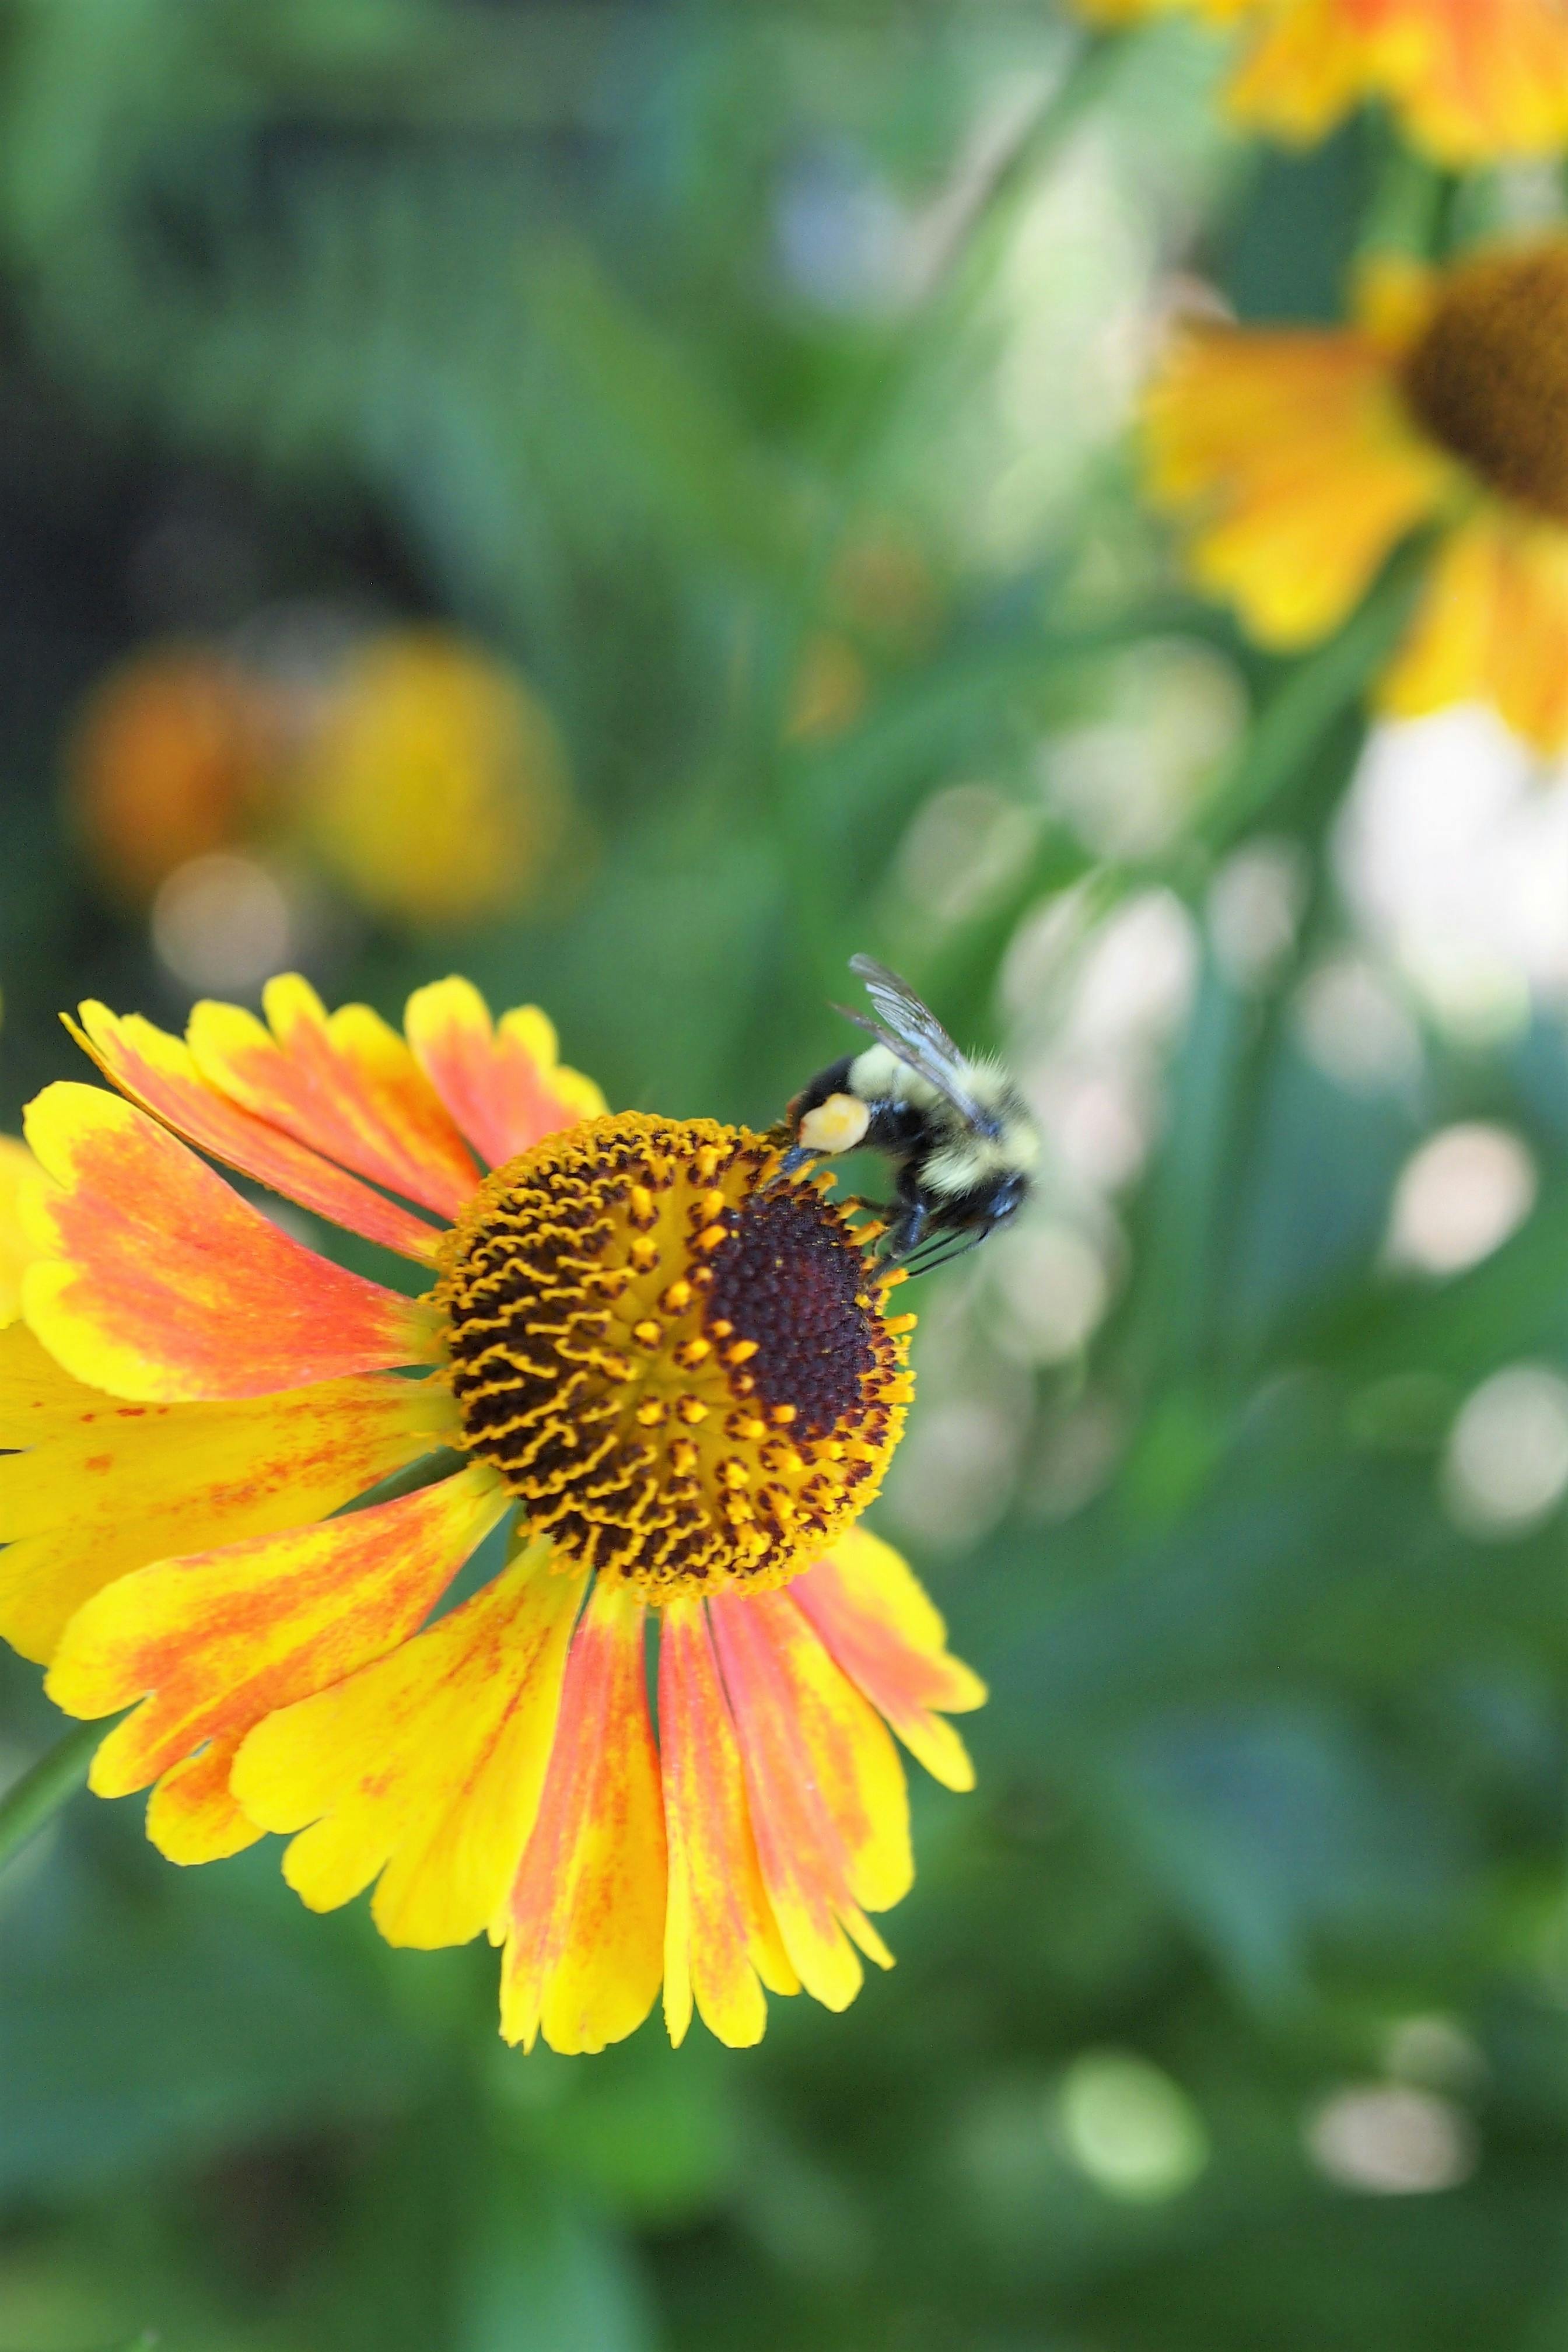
[983,1170,1031,1230]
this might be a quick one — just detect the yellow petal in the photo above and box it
[46,1462,507,1864]
[233,1536,583,1949]
[1146,326,1450,650]
[0,1371,455,1665]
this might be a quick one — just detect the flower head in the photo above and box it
[2,976,977,2052]
[1145,240,1568,751]
[1078,0,1568,165]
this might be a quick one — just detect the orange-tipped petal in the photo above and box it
[1227,0,1568,166]
[0,1370,456,1665]
[46,1461,508,1863]
[69,1002,442,1262]
[232,1535,583,1948]
[659,1598,798,2049]
[498,1577,664,2054]
[404,978,606,1170]
[708,1588,910,2013]
[1373,0,1568,166]
[186,974,479,1221]
[22,1083,433,1401]
[792,1527,985,1793]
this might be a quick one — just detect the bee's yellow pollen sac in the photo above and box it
[798,1090,872,1156]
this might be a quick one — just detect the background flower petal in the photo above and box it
[233,1535,583,1948]
[44,1461,507,1863]
[404,977,606,1169]
[1146,329,1450,648]
[22,1083,433,1399]
[498,1576,664,2054]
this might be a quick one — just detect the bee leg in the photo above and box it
[765,1142,817,1189]
[881,1198,929,1266]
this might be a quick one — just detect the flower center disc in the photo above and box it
[1401,244,1568,523]
[436,1112,912,1599]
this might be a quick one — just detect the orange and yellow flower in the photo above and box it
[1145,240,1568,751]
[0,975,981,2052]
[1078,0,1568,164]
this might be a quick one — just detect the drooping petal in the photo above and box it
[46,1461,507,1863]
[497,1576,665,2054]
[232,1535,583,1949]
[1144,325,1451,649]
[69,1002,442,1261]
[791,1527,986,1793]
[404,977,606,1170]
[1476,519,1568,752]
[659,1598,798,2049]
[1380,510,1568,751]
[187,974,480,1220]
[22,1083,433,1401]
[708,1588,911,2013]
[0,1371,457,1665]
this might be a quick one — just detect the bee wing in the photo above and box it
[841,954,993,1127]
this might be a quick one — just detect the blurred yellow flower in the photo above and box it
[66,648,276,907]
[1145,241,1568,751]
[294,631,568,925]
[1080,0,1568,164]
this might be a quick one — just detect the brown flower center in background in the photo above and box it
[436,1112,913,1600]
[1401,243,1568,523]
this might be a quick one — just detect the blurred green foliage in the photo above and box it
[0,4,1562,2348]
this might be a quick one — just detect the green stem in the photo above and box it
[337,1445,467,1517]
[0,1717,100,1875]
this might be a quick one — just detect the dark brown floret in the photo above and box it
[1402,244,1568,523]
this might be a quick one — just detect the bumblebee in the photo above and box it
[777,955,1040,1273]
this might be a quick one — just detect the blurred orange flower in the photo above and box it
[1145,242,1568,750]
[1080,0,1568,164]
[66,648,276,907]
